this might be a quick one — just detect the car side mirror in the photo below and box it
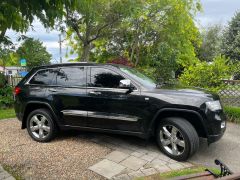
[119,79,131,88]
[119,79,134,94]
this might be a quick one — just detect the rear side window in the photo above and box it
[29,69,55,85]
[55,67,86,87]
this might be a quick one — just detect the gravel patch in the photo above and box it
[0,119,112,180]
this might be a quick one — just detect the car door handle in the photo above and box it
[49,88,57,92]
[89,91,101,95]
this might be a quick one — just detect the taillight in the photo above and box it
[14,87,21,96]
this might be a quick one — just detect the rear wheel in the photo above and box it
[156,117,199,161]
[27,109,57,142]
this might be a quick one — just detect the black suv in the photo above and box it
[14,63,226,161]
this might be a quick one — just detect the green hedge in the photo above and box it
[224,106,240,124]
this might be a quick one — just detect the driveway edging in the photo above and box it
[0,165,15,180]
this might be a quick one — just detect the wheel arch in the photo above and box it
[150,108,208,138]
[22,101,59,129]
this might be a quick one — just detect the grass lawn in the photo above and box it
[0,108,16,120]
[136,166,220,180]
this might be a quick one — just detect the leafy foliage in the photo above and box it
[16,38,51,70]
[222,11,240,62]
[197,25,223,62]
[0,0,77,44]
[65,0,142,61]
[66,0,201,81]
[0,73,7,88]
[179,56,231,92]
[0,85,13,108]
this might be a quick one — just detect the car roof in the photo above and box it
[35,62,126,69]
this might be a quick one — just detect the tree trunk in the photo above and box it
[135,46,140,67]
[130,43,135,62]
[80,43,91,62]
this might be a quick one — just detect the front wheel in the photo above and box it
[26,108,57,142]
[156,117,199,161]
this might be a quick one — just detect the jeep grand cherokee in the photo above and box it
[14,63,226,161]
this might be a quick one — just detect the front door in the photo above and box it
[85,67,147,132]
[49,66,88,126]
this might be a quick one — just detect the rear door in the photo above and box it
[48,66,88,126]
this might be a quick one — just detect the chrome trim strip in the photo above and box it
[25,68,59,85]
[61,110,87,117]
[88,111,138,122]
[25,65,140,92]
[61,110,139,122]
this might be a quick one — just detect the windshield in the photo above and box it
[120,67,157,88]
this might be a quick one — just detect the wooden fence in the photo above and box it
[6,75,23,87]
[219,80,240,107]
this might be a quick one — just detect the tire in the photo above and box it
[156,117,199,161]
[26,108,57,142]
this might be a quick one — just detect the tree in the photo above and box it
[16,38,51,69]
[65,0,143,61]
[0,0,77,44]
[197,25,223,62]
[222,11,240,62]
[76,0,201,80]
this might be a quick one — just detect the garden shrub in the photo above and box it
[0,85,14,109]
[179,55,231,92]
[0,73,7,88]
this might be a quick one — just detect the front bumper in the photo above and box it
[206,110,226,144]
[208,126,226,144]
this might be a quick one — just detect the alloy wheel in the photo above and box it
[160,125,185,156]
[29,114,51,139]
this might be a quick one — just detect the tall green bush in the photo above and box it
[0,85,13,108]
[179,55,231,92]
[0,73,7,88]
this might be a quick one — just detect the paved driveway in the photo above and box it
[0,119,239,179]
[189,122,240,172]
[0,119,191,179]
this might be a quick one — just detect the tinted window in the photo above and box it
[120,67,156,88]
[29,69,55,85]
[56,67,86,87]
[88,68,124,88]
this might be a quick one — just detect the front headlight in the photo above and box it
[206,100,222,111]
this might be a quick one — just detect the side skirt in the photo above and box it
[59,124,149,139]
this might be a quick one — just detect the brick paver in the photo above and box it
[120,156,147,171]
[88,134,193,179]
[89,159,126,179]
[105,151,129,163]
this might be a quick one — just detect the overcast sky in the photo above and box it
[6,0,240,63]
